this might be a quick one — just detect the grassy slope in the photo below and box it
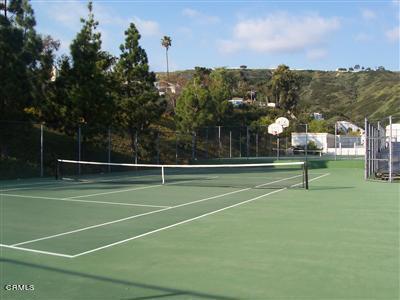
[158,69,400,125]
[300,70,400,124]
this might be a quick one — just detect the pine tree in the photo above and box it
[175,77,215,132]
[60,1,115,134]
[115,22,166,158]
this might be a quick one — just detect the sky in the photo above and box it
[31,0,400,72]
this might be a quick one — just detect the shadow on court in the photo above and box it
[1,258,237,300]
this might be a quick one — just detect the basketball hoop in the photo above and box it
[268,123,283,136]
[276,117,290,128]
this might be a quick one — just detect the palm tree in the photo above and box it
[161,36,172,79]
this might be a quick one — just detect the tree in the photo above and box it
[161,35,171,79]
[268,64,300,113]
[175,78,215,132]
[208,68,232,125]
[56,1,115,134]
[0,0,45,122]
[193,66,211,85]
[115,22,166,156]
[308,119,328,133]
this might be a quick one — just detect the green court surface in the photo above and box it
[0,160,398,299]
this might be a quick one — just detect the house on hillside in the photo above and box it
[154,81,181,96]
[312,112,324,120]
[265,96,276,108]
[228,97,244,107]
[336,68,347,72]
[336,121,364,134]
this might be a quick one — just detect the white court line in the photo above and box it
[0,243,73,258]
[10,174,303,247]
[0,194,169,209]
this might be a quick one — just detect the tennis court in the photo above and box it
[1,160,399,299]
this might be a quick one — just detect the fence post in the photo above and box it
[277,137,280,160]
[40,124,44,177]
[134,131,138,164]
[246,126,249,158]
[364,118,368,180]
[256,133,259,157]
[218,126,221,158]
[192,131,196,161]
[156,131,160,164]
[108,127,111,172]
[229,131,232,158]
[334,122,337,160]
[389,116,393,182]
[285,136,288,156]
[239,131,242,157]
[205,127,209,159]
[175,132,178,164]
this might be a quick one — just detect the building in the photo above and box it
[386,124,400,142]
[228,98,244,107]
[291,133,335,153]
[336,121,364,134]
[154,81,180,96]
[312,112,324,120]
[336,68,347,72]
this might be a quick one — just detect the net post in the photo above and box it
[161,166,165,184]
[55,159,60,180]
[78,125,81,175]
[303,161,309,190]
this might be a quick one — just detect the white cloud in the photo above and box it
[132,17,160,36]
[218,12,340,54]
[361,9,376,20]
[182,8,220,24]
[355,32,373,42]
[386,26,400,42]
[306,49,327,60]
[47,0,87,31]
[43,1,159,38]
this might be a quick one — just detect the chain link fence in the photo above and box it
[365,115,400,182]
[1,120,371,179]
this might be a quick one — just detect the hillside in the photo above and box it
[157,69,400,125]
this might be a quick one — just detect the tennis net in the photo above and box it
[56,159,309,189]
